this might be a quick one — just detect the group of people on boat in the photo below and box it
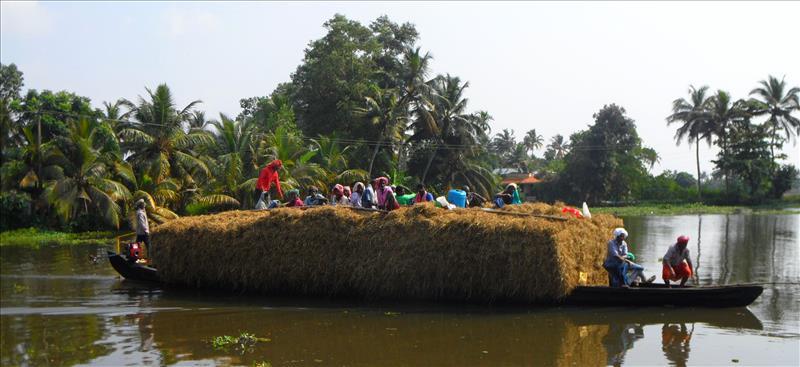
[604,227,694,288]
[253,159,517,211]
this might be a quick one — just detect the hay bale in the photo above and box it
[152,203,622,303]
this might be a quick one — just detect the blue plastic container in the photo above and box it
[447,189,467,208]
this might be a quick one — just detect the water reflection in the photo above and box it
[1,214,798,366]
[661,323,693,367]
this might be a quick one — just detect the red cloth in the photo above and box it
[662,262,692,281]
[414,191,431,203]
[256,160,283,198]
[561,207,583,218]
[286,198,304,207]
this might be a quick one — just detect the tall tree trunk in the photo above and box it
[695,140,702,201]
[770,127,776,173]
[421,143,438,184]
[367,139,381,178]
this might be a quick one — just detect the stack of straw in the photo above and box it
[152,203,622,303]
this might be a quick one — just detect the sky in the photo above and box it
[2,1,798,175]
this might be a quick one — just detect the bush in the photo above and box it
[0,191,35,231]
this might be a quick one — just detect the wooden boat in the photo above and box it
[564,283,763,308]
[106,251,763,307]
[107,251,160,283]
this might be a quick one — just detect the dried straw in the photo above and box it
[152,203,622,303]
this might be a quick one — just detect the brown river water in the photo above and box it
[1,214,798,366]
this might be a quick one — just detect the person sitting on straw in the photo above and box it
[463,185,486,207]
[362,179,377,209]
[350,182,364,207]
[255,159,283,208]
[285,189,304,207]
[662,236,694,287]
[376,177,399,211]
[603,228,633,287]
[494,184,521,208]
[330,184,349,206]
[304,186,327,206]
[414,183,434,203]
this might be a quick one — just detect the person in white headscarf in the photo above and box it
[604,228,632,287]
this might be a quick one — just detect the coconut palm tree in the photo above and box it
[667,85,714,199]
[251,124,328,194]
[207,114,257,194]
[523,129,544,156]
[748,75,800,166]
[411,74,483,184]
[44,118,132,228]
[356,86,406,177]
[706,90,749,190]
[546,134,569,160]
[119,84,213,186]
[490,129,517,165]
[311,134,368,185]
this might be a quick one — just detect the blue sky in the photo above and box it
[2,1,798,174]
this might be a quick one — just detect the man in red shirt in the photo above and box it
[255,159,283,207]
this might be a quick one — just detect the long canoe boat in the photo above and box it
[564,283,764,308]
[107,251,160,283]
[107,251,763,307]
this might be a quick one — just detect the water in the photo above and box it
[1,214,798,366]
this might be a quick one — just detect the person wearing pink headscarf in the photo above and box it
[375,177,399,211]
[330,184,349,206]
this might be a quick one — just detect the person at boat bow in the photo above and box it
[255,159,283,208]
[603,228,632,287]
[662,235,694,287]
[135,199,150,254]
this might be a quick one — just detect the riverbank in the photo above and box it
[591,202,800,216]
[0,228,118,247]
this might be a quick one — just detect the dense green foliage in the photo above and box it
[0,15,797,232]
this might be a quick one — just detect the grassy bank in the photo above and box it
[0,228,118,247]
[592,202,800,216]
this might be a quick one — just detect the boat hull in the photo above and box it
[564,283,763,308]
[107,251,160,283]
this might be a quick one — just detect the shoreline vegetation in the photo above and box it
[2,199,797,246]
[0,228,118,247]
[592,201,800,216]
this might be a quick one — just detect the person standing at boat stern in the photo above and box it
[135,199,150,254]
[604,228,631,287]
[662,236,694,287]
[255,159,283,208]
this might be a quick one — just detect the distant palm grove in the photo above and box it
[0,15,797,231]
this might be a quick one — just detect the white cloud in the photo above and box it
[0,1,54,37]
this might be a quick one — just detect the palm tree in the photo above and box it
[208,114,256,193]
[355,86,406,177]
[187,110,210,133]
[667,85,714,199]
[410,74,481,184]
[748,76,800,166]
[490,129,517,164]
[546,134,569,160]
[311,134,368,185]
[45,118,132,228]
[252,124,328,194]
[119,84,213,187]
[706,90,749,190]
[523,129,544,156]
